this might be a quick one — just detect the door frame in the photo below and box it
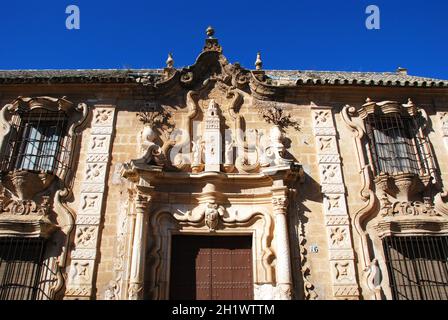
[145,205,276,300]
[168,234,254,300]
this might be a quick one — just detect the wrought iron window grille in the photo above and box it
[383,236,448,300]
[0,109,69,175]
[0,237,55,300]
[365,114,431,177]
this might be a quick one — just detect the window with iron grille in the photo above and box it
[0,109,68,174]
[0,238,48,300]
[383,236,448,300]
[365,114,430,176]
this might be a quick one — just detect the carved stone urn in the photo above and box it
[269,125,287,165]
[270,125,284,147]
[142,125,156,143]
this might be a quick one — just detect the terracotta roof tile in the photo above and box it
[0,68,446,88]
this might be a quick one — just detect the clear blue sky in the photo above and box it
[0,0,447,79]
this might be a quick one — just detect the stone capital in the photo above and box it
[135,193,152,214]
[272,196,288,215]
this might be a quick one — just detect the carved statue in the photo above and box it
[224,139,234,165]
[192,136,203,166]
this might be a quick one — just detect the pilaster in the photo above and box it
[311,105,360,300]
[65,106,115,299]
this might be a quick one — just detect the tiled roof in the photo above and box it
[266,70,448,87]
[0,68,446,88]
[0,69,163,84]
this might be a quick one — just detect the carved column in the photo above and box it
[272,190,293,300]
[65,106,115,299]
[128,193,151,300]
[311,105,360,300]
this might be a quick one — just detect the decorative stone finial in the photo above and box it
[397,67,408,75]
[166,53,174,69]
[255,52,263,71]
[206,26,215,38]
[203,26,222,53]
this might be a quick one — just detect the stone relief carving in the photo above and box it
[174,201,228,232]
[204,201,226,232]
[314,111,331,127]
[329,227,349,248]
[65,107,115,299]
[312,104,359,299]
[70,261,91,284]
[379,197,440,217]
[327,195,342,212]
[321,165,342,184]
[334,262,354,283]
[94,109,114,126]
[104,280,120,300]
[75,226,97,247]
[296,213,318,300]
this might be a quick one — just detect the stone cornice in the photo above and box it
[375,217,448,238]
[0,215,58,238]
[122,161,304,190]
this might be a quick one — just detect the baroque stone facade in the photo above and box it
[0,28,447,300]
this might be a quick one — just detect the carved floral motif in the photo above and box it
[330,227,348,247]
[314,111,330,126]
[94,109,113,125]
[76,226,97,247]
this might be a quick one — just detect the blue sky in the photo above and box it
[0,0,447,79]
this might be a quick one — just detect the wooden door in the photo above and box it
[169,235,253,300]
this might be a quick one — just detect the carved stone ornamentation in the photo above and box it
[330,227,348,247]
[272,196,288,215]
[296,214,318,300]
[204,201,226,232]
[0,97,89,261]
[342,100,447,300]
[66,107,115,299]
[380,199,439,217]
[312,105,359,299]
[104,280,120,300]
[334,262,354,283]
[0,196,51,217]
[314,111,331,127]
[135,126,166,166]
[75,226,97,247]
[204,100,222,172]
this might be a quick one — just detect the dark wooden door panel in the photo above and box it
[196,247,212,300]
[169,236,253,300]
